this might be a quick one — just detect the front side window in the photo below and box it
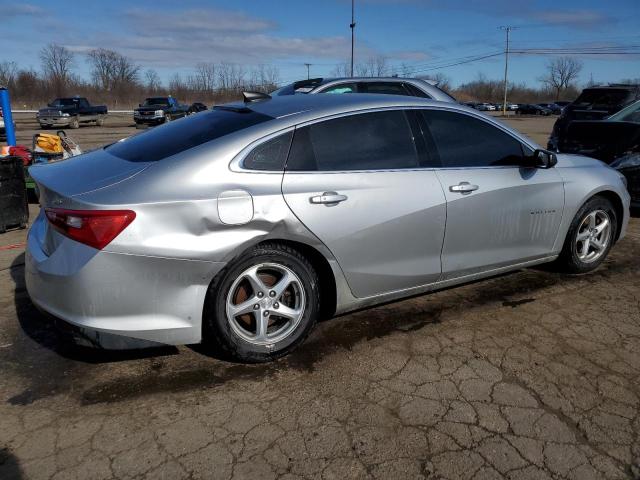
[243,131,293,171]
[287,110,419,171]
[421,110,525,168]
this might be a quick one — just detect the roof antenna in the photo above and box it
[242,91,271,103]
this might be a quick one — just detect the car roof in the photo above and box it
[223,93,443,121]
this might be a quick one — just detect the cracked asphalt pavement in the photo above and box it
[0,208,638,479]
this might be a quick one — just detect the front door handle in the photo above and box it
[310,191,348,205]
[449,182,479,194]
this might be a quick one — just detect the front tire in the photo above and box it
[555,196,617,273]
[203,243,320,363]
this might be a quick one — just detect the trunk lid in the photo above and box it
[29,147,151,201]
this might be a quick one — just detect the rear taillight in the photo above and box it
[45,208,136,250]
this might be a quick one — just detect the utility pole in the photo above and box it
[350,0,356,77]
[304,63,312,80]
[499,26,514,116]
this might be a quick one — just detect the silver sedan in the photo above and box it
[26,94,630,362]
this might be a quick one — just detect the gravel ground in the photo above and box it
[1,114,638,480]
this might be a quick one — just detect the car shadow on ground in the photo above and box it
[0,448,24,480]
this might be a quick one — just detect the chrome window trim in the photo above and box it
[231,104,538,174]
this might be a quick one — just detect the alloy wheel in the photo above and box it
[226,263,305,346]
[574,209,611,263]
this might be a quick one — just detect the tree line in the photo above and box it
[0,43,632,109]
[0,43,282,108]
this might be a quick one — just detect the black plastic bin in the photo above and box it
[0,156,29,233]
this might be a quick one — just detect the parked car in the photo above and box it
[26,94,629,361]
[554,101,571,108]
[188,102,208,115]
[537,103,563,114]
[36,97,107,129]
[516,104,552,116]
[463,102,479,109]
[561,99,640,207]
[133,97,189,127]
[548,84,640,151]
[493,103,519,111]
[475,103,496,111]
[271,77,457,103]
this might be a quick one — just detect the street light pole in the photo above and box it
[350,0,356,77]
[499,26,513,116]
[304,63,311,80]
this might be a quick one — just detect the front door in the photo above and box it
[282,109,446,298]
[418,108,564,279]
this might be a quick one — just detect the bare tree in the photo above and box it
[39,43,75,95]
[0,60,18,87]
[539,57,583,101]
[399,63,415,77]
[248,64,280,91]
[356,56,388,77]
[217,62,246,91]
[87,48,139,92]
[331,61,351,77]
[193,62,216,92]
[144,69,161,92]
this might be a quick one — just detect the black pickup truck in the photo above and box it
[133,97,189,127]
[37,97,108,129]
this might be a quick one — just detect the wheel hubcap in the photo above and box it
[226,263,305,346]
[574,209,611,263]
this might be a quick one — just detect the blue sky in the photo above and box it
[2,0,639,88]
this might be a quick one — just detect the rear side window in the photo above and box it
[243,131,293,171]
[421,110,524,168]
[107,108,274,162]
[287,110,419,171]
[359,82,410,96]
[403,83,432,98]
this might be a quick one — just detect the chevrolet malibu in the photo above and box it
[26,94,630,362]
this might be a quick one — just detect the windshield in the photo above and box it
[106,107,274,162]
[144,98,170,106]
[573,89,633,110]
[50,98,77,106]
[608,100,640,123]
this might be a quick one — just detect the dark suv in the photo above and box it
[548,84,640,151]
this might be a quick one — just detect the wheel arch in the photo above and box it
[253,239,337,320]
[591,190,625,242]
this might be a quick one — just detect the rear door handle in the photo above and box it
[310,192,348,205]
[449,182,479,194]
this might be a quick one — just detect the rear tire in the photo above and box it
[96,116,105,127]
[203,243,320,363]
[555,196,617,274]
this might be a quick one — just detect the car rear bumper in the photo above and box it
[25,212,225,348]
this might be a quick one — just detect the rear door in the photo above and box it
[282,109,446,298]
[417,108,565,279]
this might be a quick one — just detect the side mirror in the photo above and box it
[138,103,142,107]
[533,149,558,168]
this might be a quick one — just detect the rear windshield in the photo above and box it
[106,108,274,162]
[573,89,633,110]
